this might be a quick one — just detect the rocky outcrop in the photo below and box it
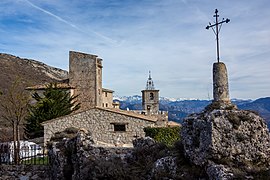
[48,129,134,179]
[47,129,207,179]
[182,102,270,178]
[0,165,49,180]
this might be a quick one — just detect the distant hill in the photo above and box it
[238,97,270,125]
[115,95,270,127]
[0,53,68,92]
[0,53,68,127]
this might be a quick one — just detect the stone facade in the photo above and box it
[142,90,160,115]
[69,51,103,111]
[43,107,157,146]
[102,88,114,108]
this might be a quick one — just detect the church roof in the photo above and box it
[26,82,114,93]
[102,88,114,93]
[42,107,158,126]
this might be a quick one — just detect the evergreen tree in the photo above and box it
[25,83,80,138]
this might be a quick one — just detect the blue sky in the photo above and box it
[0,0,269,100]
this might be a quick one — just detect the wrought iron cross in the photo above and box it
[206,9,230,63]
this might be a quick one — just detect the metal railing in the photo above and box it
[0,142,48,165]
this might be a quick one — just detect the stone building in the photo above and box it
[28,51,170,146]
[42,107,158,146]
[27,51,115,110]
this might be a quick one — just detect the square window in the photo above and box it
[113,124,126,132]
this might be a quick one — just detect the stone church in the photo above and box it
[28,51,174,146]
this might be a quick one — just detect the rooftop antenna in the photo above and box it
[206,9,230,63]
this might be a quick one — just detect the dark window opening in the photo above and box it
[105,92,108,97]
[113,124,126,132]
[106,103,108,107]
[150,93,154,100]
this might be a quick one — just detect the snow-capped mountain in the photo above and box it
[113,95,202,103]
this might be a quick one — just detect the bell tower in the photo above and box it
[141,71,159,115]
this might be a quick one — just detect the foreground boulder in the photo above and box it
[182,102,270,178]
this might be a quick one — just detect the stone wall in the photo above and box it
[0,165,49,180]
[43,108,156,146]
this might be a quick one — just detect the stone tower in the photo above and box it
[212,62,230,103]
[69,51,103,111]
[142,71,159,115]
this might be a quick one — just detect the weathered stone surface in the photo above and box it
[206,163,234,180]
[213,62,230,103]
[48,130,133,179]
[0,165,49,180]
[182,107,270,174]
[133,137,156,148]
[48,132,213,179]
[150,156,178,179]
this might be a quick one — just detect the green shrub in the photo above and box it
[144,126,181,146]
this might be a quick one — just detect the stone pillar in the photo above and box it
[213,62,230,103]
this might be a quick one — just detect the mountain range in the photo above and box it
[114,95,270,127]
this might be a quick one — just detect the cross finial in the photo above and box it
[206,9,230,63]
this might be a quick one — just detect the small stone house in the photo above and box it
[42,107,160,146]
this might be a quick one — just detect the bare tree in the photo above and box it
[0,79,30,164]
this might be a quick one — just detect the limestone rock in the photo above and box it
[150,156,178,179]
[206,163,234,180]
[132,137,156,148]
[182,107,270,174]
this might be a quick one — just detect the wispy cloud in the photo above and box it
[23,0,118,45]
